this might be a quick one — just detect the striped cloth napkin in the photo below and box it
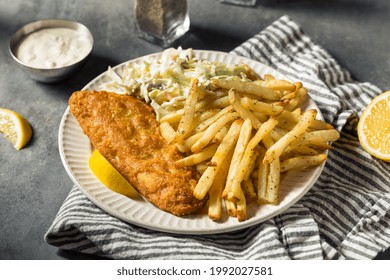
[45,15,390,259]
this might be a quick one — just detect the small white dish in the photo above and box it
[9,19,93,83]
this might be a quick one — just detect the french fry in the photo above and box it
[180,131,204,152]
[262,79,296,92]
[208,149,233,221]
[279,81,302,101]
[284,87,308,111]
[280,91,296,101]
[211,126,228,144]
[263,74,275,81]
[191,112,239,153]
[262,134,274,150]
[159,122,176,144]
[266,158,280,204]
[242,179,256,199]
[212,76,282,100]
[275,119,296,131]
[251,169,259,179]
[175,78,200,144]
[261,135,280,204]
[294,82,303,90]
[186,110,219,136]
[194,105,234,133]
[236,187,247,221]
[162,92,217,120]
[292,108,302,116]
[273,126,289,137]
[160,109,184,124]
[195,93,223,111]
[196,162,208,174]
[298,129,341,146]
[228,89,263,129]
[193,120,243,200]
[240,96,285,116]
[225,199,237,217]
[252,111,269,122]
[257,148,268,205]
[242,146,259,182]
[263,109,317,164]
[223,118,252,198]
[285,129,339,153]
[203,95,230,110]
[293,145,320,155]
[229,118,278,207]
[276,109,333,130]
[280,154,327,173]
[242,64,261,81]
[212,88,230,97]
[175,144,218,168]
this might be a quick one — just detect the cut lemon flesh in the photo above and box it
[0,108,32,150]
[357,90,390,162]
[89,149,139,198]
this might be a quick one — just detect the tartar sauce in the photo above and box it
[16,27,92,69]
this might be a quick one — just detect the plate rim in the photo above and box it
[58,49,325,235]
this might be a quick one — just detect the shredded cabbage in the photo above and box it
[99,47,250,120]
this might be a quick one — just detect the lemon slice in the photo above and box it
[357,90,390,162]
[0,108,32,150]
[89,149,139,198]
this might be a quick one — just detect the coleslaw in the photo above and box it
[100,47,252,120]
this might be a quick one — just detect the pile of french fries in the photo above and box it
[159,68,340,222]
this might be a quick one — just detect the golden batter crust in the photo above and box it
[69,90,205,216]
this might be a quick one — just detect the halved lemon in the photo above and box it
[357,90,390,162]
[89,149,139,198]
[0,108,32,150]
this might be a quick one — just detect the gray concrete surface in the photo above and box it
[0,0,389,259]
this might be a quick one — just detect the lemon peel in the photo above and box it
[89,149,139,198]
[357,90,390,162]
[0,108,32,150]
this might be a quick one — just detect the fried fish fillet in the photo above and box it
[69,90,205,216]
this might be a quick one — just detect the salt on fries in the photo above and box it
[159,73,339,222]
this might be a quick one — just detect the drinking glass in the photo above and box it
[134,0,190,47]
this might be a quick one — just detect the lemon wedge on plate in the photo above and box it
[89,149,139,198]
[0,108,32,150]
[357,90,390,162]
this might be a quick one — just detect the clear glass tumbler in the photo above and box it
[134,0,190,47]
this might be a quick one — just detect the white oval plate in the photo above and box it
[59,50,325,235]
